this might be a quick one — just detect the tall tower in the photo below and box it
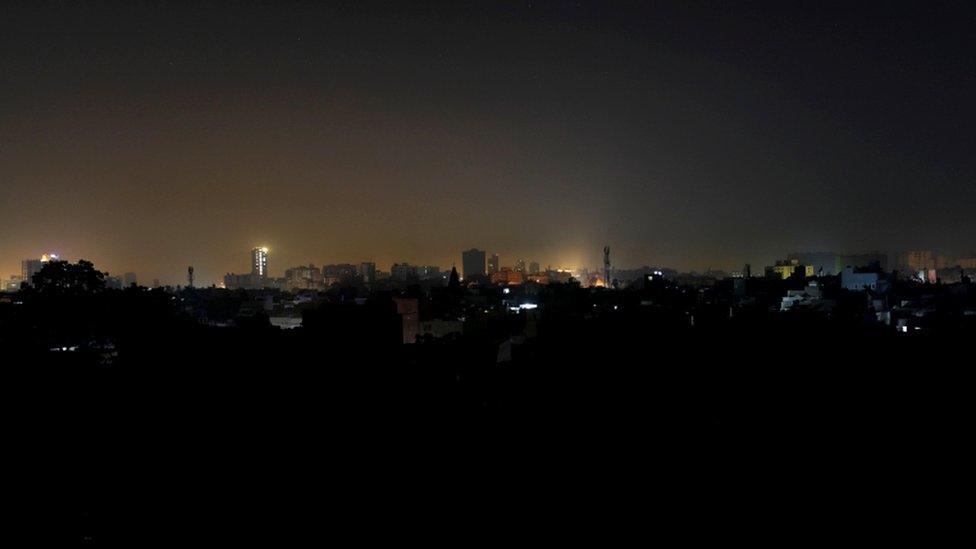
[252,247,269,278]
[603,246,611,288]
[488,253,500,274]
[359,262,377,284]
[462,249,486,279]
[187,266,194,288]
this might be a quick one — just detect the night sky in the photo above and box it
[2,1,974,284]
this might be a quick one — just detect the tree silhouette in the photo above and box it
[31,260,106,295]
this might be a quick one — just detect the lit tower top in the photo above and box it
[252,247,270,278]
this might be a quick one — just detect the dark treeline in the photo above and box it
[3,261,971,544]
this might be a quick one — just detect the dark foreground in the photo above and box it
[5,293,971,544]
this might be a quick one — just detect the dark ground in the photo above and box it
[4,293,970,544]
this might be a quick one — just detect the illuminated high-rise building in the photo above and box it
[515,258,526,273]
[21,253,60,286]
[488,253,500,274]
[251,247,269,278]
[462,249,486,278]
[21,259,43,283]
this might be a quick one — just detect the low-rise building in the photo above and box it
[765,259,814,280]
[841,266,889,292]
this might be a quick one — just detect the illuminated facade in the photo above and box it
[841,267,889,292]
[488,253,500,274]
[2,276,24,292]
[765,259,814,280]
[490,268,524,285]
[21,253,60,286]
[251,247,269,278]
[901,250,950,271]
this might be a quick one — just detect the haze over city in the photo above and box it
[7,2,976,544]
[3,2,974,285]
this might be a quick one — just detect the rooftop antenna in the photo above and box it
[187,266,194,288]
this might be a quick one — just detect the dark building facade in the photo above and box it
[462,249,486,279]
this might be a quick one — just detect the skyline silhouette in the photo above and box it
[3,2,975,283]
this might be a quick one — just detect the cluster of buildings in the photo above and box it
[463,249,547,286]
[220,247,555,291]
[4,246,975,296]
[186,251,975,351]
[2,253,148,292]
[221,247,435,291]
[3,245,973,346]
[756,250,976,285]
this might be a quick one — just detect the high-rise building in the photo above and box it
[390,263,417,282]
[901,250,937,271]
[152,278,160,288]
[21,259,43,284]
[529,261,540,274]
[124,272,137,287]
[515,258,526,273]
[322,263,359,286]
[488,253,500,274]
[418,265,441,281]
[21,253,60,286]
[360,262,377,284]
[393,298,420,344]
[251,247,269,278]
[462,249,486,278]
[285,264,322,291]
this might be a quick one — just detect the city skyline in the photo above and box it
[2,3,974,286]
[7,242,975,288]
[4,4,974,540]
